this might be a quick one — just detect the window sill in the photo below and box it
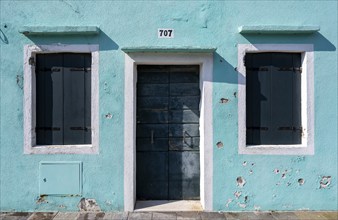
[239,144,314,155]
[24,144,98,154]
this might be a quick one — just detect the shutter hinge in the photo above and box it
[293,67,302,73]
[278,126,303,131]
[29,57,35,66]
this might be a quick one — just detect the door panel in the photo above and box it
[169,124,200,137]
[169,110,199,123]
[137,110,169,124]
[137,138,169,152]
[169,137,200,151]
[136,124,168,138]
[168,152,200,200]
[137,84,169,97]
[136,152,168,200]
[169,96,200,110]
[137,97,169,110]
[137,70,169,84]
[170,69,199,83]
[170,83,200,96]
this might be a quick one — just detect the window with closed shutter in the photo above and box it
[245,53,302,145]
[35,53,91,145]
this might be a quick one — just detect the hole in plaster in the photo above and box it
[238,202,247,208]
[236,176,246,188]
[233,92,237,98]
[242,161,247,166]
[298,178,305,185]
[234,191,241,199]
[4,24,7,28]
[249,170,253,175]
[36,195,48,204]
[216,141,224,148]
[320,176,331,189]
[274,169,280,174]
[225,199,233,207]
[254,205,261,211]
[220,98,229,104]
[105,113,112,119]
[281,170,288,178]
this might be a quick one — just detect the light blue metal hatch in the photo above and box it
[39,161,82,195]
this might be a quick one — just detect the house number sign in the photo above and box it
[158,29,174,38]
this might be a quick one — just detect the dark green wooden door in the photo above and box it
[136,65,200,200]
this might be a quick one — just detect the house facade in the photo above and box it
[0,1,337,212]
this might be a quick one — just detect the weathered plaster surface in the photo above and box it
[0,0,337,212]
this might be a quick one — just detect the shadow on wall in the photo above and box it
[242,32,336,52]
[0,28,9,44]
[23,30,119,51]
[213,52,245,85]
[211,32,336,85]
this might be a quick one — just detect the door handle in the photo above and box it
[151,130,154,144]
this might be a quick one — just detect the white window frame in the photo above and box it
[238,44,314,155]
[23,44,99,154]
[123,52,213,211]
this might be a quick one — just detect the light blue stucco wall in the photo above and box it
[0,1,337,212]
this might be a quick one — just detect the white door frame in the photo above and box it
[123,52,213,211]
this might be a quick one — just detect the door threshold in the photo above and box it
[135,200,202,212]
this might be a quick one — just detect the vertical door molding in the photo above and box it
[124,52,213,211]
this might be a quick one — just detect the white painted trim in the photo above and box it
[237,44,314,155]
[23,44,99,154]
[124,53,213,211]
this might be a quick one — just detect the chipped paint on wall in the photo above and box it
[78,198,101,212]
[320,176,332,189]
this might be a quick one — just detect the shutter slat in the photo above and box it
[63,54,86,145]
[270,53,294,144]
[292,54,302,144]
[36,55,46,145]
[41,54,64,145]
[84,54,92,144]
